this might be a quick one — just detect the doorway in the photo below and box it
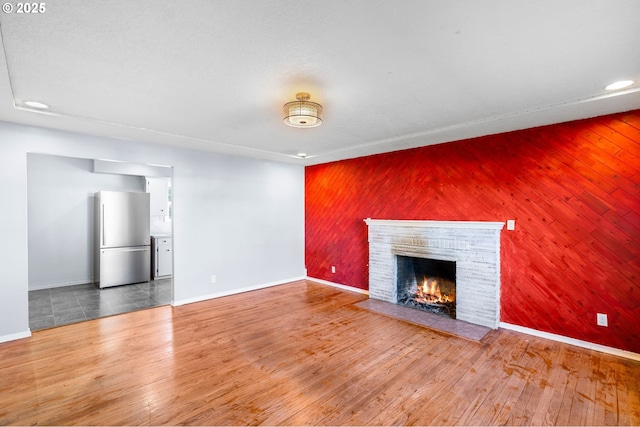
[26,153,174,330]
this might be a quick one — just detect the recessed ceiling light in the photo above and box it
[605,80,634,91]
[297,152,307,158]
[23,100,50,109]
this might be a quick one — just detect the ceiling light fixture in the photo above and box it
[283,93,323,128]
[23,100,50,109]
[605,80,634,91]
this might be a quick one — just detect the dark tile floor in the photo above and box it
[29,278,172,331]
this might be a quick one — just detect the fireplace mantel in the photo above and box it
[364,219,505,230]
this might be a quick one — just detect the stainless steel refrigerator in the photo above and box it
[95,191,151,288]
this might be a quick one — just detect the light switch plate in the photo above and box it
[507,220,515,230]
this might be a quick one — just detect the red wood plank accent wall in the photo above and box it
[305,110,640,353]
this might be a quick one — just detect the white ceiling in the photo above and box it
[1,0,639,165]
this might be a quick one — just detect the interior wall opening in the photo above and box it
[26,153,174,331]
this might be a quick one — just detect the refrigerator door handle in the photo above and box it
[102,203,106,246]
[102,247,150,253]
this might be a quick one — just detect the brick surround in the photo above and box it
[365,219,504,329]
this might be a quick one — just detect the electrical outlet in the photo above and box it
[211,275,216,284]
[596,313,608,327]
[331,266,336,273]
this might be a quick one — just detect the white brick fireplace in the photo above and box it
[364,219,504,329]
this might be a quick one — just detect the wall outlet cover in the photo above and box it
[597,313,608,327]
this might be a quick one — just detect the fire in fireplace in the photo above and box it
[396,255,456,318]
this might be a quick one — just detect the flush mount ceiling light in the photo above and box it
[605,80,634,91]
[283,92,323,128]
[23,100,50,109]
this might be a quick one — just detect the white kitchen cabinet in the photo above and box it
[151,236,172,278]
[146,177,169,217]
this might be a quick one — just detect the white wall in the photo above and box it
[27,154,145,290]
[0,120,305,341]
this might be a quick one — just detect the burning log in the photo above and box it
[397,276,457,319]
[398,295,457,319]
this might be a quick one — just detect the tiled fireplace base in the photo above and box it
[364,219,504,329]
[354,298,491,342]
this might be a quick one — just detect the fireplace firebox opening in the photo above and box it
[396,255,456,319]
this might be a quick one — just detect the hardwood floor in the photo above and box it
[1,280,638,425]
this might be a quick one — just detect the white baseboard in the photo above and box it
[126,274,640,361]
[29,278,95,291]
[0,329,31,344]
[301,280,638,360]
[302,280,637,360]
[306,277,370,295]
[172,276,306,306]
[500,322,640,362]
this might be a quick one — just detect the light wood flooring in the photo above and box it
[1,280,639,425]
